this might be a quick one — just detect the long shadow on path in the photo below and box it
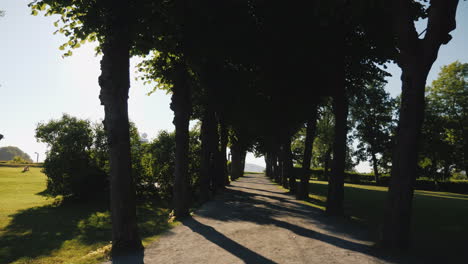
[186,174,403,263]
[183,217,277,264]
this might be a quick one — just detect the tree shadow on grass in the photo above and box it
[0,199,109,264]
[0,197,171,264]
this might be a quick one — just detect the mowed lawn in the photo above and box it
[0,166,174,264]
[306,180,468,262]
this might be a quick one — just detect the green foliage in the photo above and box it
[141,129,201,201]
[350,80,396,174]
[0,146,33,163]
[35,114,107,199]
[420,61,468,179]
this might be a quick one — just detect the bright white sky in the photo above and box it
[1,1,467,171]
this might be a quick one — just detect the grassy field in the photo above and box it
[305,180,468,262]
[0,166,175,264]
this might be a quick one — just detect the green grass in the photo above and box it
[306,180,468,262]
[0,166,175,264]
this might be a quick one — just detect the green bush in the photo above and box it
[35,114,107,200]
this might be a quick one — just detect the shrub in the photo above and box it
[36,114,107,199]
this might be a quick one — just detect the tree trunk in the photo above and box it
[98,0,142,255]
[326,93,348,216]
[382,0,459,249]
[230,138,242,181]
[297,112,318,200]
[323,148,331,181]
[280,143,288,189]
[286,137,296,193]
[213,119,224,192]
[219,120,229,186]
[171,63,192,218]
[371,151,380,184]
[240,150,247,176]
[265,152,272,178]
[273,151,281,183]
[200,107,216,202]
[382,66,427,249]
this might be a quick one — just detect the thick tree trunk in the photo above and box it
[326,93,348,216]
[213,120,224,192]
[98,1,142,255]
[297,113,318,200]
[200,107,216,202]
[230,139,242,181]
[219,120,229,186]
[171,63,192,218]
[240,150,247,176]
[280,143,288,189]
[382,66,427,248]
[371,151,380,184]
[273,152,281,183]
[382,0,459,249]
[285,137,296,193]
[265,153,272,178]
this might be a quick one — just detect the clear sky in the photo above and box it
[1,1,467,171]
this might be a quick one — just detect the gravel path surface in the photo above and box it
[110,174,407,264]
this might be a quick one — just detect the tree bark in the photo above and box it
[200,106,216,202]
[323,148,331,181]
[371,151,380,184]
[297,112,318,200]
[240,150,247,176]
[98,0,142,256]
[273,151,281,183]
[285,137,296,193]
[219,120,229,186]
[265,152,272,178]
[326,93,348,216]
[213,119,224,192]
[171,63,192,218]
[230,137,242,181]
[280,143,288,189]
[381,0,459,249]
[382,64,427,249]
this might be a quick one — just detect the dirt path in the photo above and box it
[119,174,405,263]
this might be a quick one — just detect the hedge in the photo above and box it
[292,167,468,195]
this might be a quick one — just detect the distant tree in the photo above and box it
[35,114,107,199]
[350,81,396,183]
[0,146,33,162]
[0,134,3,141]
[426,61,468,175]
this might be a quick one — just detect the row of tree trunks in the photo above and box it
[98,0,143,257]
[297,109,318,200]
[326,92,348,216]
[381,0,459,249]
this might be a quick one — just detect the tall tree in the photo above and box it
[98,0,143,256]
[382,0,460,249]
[350,81,396,183]
[426,61,468,175]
